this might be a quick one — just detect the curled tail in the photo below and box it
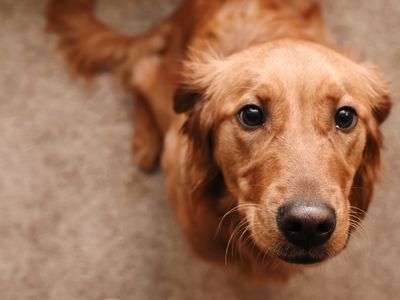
[46,0,169,80]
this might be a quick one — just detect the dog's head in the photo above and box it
[174,40,391,265]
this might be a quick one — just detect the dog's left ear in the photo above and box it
[365,66,392,124]
[372,95,391,124]
[350,65,392,218]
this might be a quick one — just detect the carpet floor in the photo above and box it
[0,0,399,299]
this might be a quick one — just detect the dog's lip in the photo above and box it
[275,245,329,265]
[277,253,326,265]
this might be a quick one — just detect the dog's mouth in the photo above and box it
[275,244,330,265]
[248,199,348,266]
[277,252,327,265]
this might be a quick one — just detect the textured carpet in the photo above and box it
[0,0,399,299]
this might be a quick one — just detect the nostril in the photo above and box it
[277,200,337,248]
[316,221,334,234]
[287,221,302,233]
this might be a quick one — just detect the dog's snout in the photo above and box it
[277,200,336,248]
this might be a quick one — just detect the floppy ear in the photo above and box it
[350,133,382,218]
[174,47,225,113]
[173,51,227,197]
[364,64,392,123]
[174,87,211,149]
[371,95,391,124]
[173,85,225,198]
[173,87,202,113]
[349,66,392,219]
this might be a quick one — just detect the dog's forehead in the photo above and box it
[226,41,349,83]
[205,40,372,117]
[216,40,357,104]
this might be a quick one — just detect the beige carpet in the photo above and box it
[0,0,399,299]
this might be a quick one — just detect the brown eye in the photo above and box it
[237,105,266,129]
[335,107,358,131]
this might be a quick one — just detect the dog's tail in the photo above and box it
[283,0,323,24]
[46,0,169,80]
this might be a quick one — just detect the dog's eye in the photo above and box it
[335,107,358,131]
[237,105,266,129]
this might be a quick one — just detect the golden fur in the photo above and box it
[47,0,391,282]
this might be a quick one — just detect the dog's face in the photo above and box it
[175,40,390,265]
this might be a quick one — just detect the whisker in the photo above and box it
[349,206,373,224]
[348,220,371,258]
[224,217,249,266]
[234,217,251,263]
[215,203,257,238]
[349,205,370,216]
[237,223,252,263]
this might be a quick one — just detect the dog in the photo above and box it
[46,0,391,282]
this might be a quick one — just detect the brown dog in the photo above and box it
[47,0,391,282]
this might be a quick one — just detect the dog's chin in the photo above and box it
[252,238,333,265]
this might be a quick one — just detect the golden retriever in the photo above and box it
[47,0,391,282]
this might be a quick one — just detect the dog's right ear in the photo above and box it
[174,49,225,113]
[173,87,202,113]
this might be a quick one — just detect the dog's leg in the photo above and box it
[46,0,176,171]
[131,92,162,173]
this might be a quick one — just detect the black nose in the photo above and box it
[277,200,336,248]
